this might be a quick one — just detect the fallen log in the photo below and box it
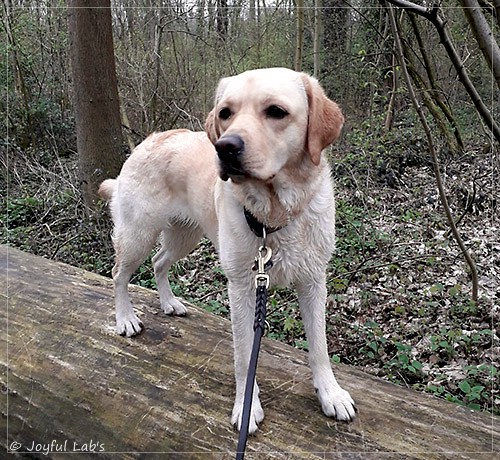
[1,245,498,459]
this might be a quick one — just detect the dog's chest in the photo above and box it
[262,227,334,287]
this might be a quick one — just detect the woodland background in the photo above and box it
[1,1,499,416]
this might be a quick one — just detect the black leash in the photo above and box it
[235,242,272,459]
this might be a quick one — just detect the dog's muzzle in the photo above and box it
[215,134,246,181]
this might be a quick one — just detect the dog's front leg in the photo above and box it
[227,279,265,433]
[297,278,357,422]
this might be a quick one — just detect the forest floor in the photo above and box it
[2,122,499,416]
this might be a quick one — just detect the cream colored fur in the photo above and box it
[100,68,356,433]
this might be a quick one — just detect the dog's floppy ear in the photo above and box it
[301,74,344,166]
[205,108,219,145]
[205,76,231,145]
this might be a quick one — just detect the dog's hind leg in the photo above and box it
[153,223,203,316]
[112,229,158,337]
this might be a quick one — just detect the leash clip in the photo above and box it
[255,245,272,288]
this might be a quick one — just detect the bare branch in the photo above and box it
[460,0,500,89]
[385,0,500,143]
[386,2,479,301]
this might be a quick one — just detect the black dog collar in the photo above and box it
[244,208,282,238]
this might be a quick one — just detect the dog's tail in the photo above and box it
[98,179,116,201]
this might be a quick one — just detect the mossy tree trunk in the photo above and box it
[2,245,498,458]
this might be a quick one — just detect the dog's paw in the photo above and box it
[162,297,187,316]
[316,385,357,422]
[116,312,144,337]
[231,397,264,434]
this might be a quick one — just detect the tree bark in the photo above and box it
[295,0,305,72]
[323,0,348,58]
[460,0,500,90]
[3,0,33,147]
[494,0,500,27]
[151,13,167,124]
[2,245,497,458]
[384,53,398,131]
[249,0,256,23]
[68,0,127,209]
[216,0,228,40]
[313,0,322,78]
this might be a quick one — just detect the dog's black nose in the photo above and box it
[215,135,245,164]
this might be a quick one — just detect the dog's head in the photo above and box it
[205,68,344,183]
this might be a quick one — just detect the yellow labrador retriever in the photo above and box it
[99,67,356,433]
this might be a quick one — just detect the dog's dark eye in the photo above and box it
[219,108,232,120]
[265,105,288,120]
